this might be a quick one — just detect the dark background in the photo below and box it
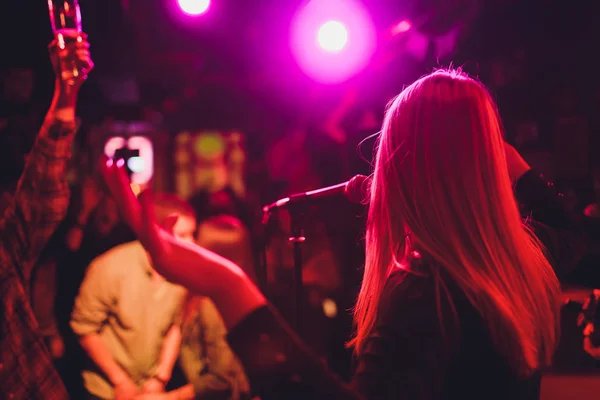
[2,0,599,132]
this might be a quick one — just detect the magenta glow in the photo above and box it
[177,0,210,16]
[291,0,376,84]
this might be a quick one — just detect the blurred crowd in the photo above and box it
[3,52,600,396]
[0,60,363,397]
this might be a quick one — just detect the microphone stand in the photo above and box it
[261,200,307,335]
[258,208,273,296]
[287,202,306,335]
[259,175,369,335]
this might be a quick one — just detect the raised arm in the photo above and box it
[506,146,586,280]
[99,161,361,399]
[0,32,92,283]
[502,142,585,278]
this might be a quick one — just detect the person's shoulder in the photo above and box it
[88,241,141,273]
[194,296,228,330]
[96,239,140,257]
[379,262,461,322]
[381,262,474,333]
[383,267,436,303]
[377,268,433,321]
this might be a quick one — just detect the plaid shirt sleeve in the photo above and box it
[0,117,75,283]
[0,116,76,400]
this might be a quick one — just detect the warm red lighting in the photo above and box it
[177,0,210,16]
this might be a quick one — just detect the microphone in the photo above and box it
[262,174,370,214]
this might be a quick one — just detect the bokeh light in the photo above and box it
[391,20,412,35]
[291,0,376,84]
[177,0,210,16]
[194,133,225,160]
[317,20,348,52]
[322,298,338,318]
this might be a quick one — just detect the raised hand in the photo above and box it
[49,31,94,90]
[99,157,143,233]
[47,31,93,114]
[99,158,267,329]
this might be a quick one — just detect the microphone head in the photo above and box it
[345,174,371,204]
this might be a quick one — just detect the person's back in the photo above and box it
[360,269,541,399]
[350,69,564,399]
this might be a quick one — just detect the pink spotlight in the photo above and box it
[177,0,210,16]
[317,20,348,52]
[291,0,376,84]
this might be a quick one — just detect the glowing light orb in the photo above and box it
[290,0,376,83]
[177,0,210,16]
[317,20,348,52]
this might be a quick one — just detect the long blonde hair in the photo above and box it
[350,69,561,377]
